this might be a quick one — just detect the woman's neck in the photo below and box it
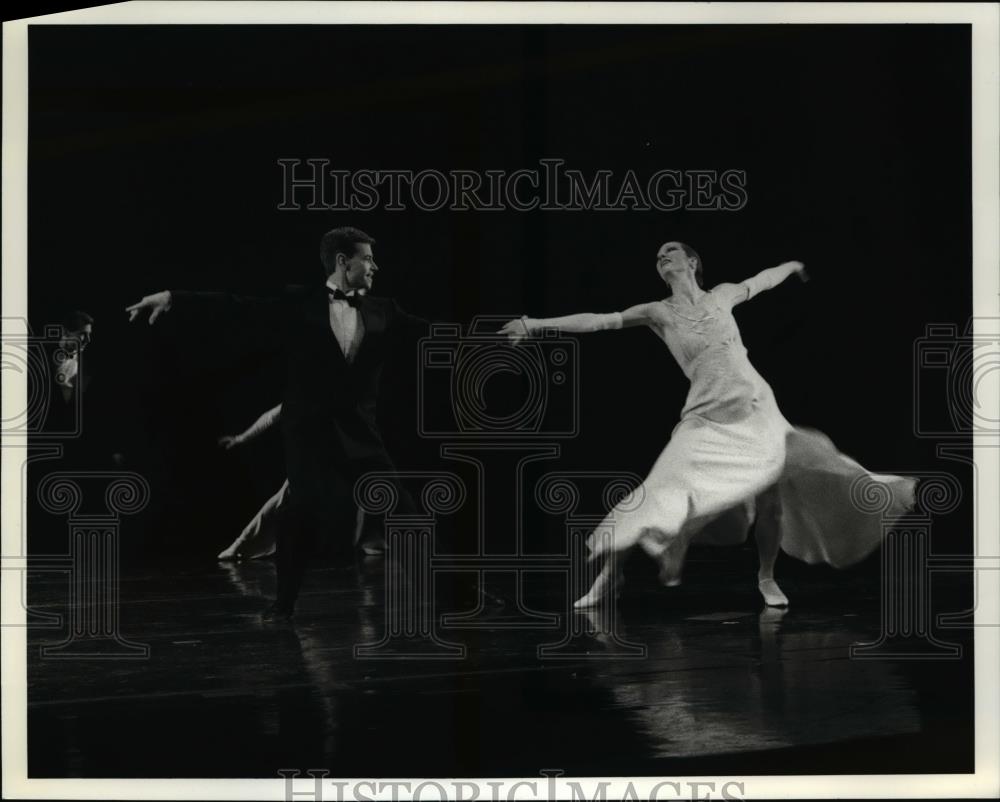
[667,275,704,304]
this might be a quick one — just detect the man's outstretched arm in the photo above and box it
[390,299,433,338]
[125,287,292,327]
[126,287,292,364]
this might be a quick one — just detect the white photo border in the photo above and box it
[3,2,998,799]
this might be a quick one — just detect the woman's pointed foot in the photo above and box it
[217,547,239,561]
[657,563,683,587]
[573,588,608,609]
[572,565,623,609]
[758,578,789,607]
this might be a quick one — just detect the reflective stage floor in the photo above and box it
[25,547,974,778]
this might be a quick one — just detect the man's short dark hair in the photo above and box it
[678,242,704,288]
[320,227,375,277]
[61,310,94,332]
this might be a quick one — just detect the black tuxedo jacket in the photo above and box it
[171,285,427,508]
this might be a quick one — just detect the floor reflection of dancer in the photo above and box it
[501,241,914,608]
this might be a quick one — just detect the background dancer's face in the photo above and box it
[342,243,378,291]
[59,322,92,356]
[655,241,696,284]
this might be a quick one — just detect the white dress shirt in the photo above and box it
[55,354,79,402]
[325,278,364,363]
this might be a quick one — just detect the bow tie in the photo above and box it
[327,287,362,307]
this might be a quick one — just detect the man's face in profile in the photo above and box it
[60,323,92,356]
[343,243,378,292]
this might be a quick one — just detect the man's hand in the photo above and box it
[499,317,533,345]
[126,291,173,324]
[217,435,241,451]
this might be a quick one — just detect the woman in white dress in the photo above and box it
[500,241,915,608]
[216,404,286,561]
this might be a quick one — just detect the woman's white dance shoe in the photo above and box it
[572,588,620,609]
[572,567,623,609]
[657,561,683,588]
[758,578,789,607]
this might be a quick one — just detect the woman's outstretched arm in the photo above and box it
[218,404,282,450]
[714,261,807,309]
[499,303,661,344]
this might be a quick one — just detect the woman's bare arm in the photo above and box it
[218,404,282,450]
[499,302,661,343]
[713,261,808,310]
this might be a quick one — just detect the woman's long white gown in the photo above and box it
[588,288,916,572]
[220,479,287,560]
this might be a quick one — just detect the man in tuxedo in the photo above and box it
[39,310,94,440]
[53,310,93,401]
[126,226,425,617]
[45,309,128,467]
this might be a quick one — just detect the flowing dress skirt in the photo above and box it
[587,386,916,571]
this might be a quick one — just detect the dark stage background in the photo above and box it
[27,24,972,564]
